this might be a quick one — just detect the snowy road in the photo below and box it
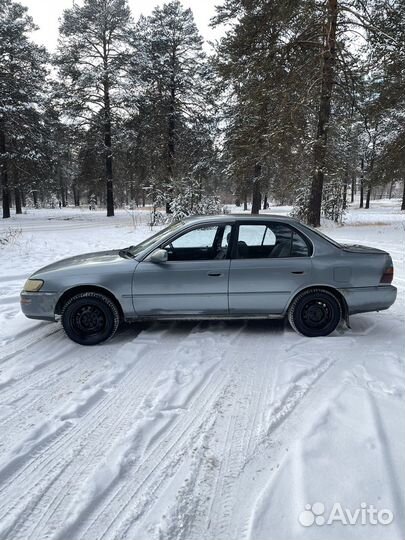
[0,206,404,540]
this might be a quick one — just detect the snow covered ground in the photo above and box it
[0,201,404,540]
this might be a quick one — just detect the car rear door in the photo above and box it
[228,221,313,315]
[132,223,232,316]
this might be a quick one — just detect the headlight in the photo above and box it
[24,279,44,292]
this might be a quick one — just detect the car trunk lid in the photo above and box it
[341,243,388,255]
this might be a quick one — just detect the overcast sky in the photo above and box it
[20,0,225,51]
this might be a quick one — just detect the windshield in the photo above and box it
[301,223,342,248]
[127,221,185,258]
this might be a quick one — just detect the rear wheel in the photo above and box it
[288,289,342,337]
[61,292,120,345]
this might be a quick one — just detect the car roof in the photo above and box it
[183,214,300,225]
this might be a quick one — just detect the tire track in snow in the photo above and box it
[97,370,229,540]
[130,322,286,540]
[0,333,81,400]
[54,323,247,540]
[0,323,181,539]
[230,352,354,540]
[0,339,131,452]
[0,322,221,540]
[0,324,63,364]
[0,325,137,415]
[165,334,353,540]
[175,328,294,540]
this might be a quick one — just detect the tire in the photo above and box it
[288,289,342,337]
[61,292,120,345]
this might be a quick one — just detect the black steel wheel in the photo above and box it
[288,289,342,337]
[61,292,120,345]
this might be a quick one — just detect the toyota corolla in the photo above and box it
[20,215,397,345]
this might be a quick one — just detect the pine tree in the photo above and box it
[213,0,321,215]
[0,0,48,218]
[55,0,133,217]
[365,0,405,210]
[307,0,338,226]
[213,0,398,223]
[131,1,214,212]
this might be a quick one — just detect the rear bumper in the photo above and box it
[340,285,397,315]
[20,291,58,321]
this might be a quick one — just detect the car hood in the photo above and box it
[341,243,387,255]
[32,250,126,275]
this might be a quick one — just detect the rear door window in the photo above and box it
[235,223,311,258]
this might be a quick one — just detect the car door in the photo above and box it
[229,221,313,314]
[132,223,232,316]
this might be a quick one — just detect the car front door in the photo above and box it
[229,221,313,314]
[132,223,232,316]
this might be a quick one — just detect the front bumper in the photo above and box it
[20,291,58,321]
[341,285,397,315]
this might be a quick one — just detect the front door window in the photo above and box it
[163,224,229,261]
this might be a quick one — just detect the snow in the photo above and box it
[0,202,404,540]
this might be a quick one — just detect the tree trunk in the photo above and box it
[401,180,405,211]
[102,33,114,218]
[359,158,364,208]
[15,187,22,214]
[263,194,268,210]
[73,184,80,206]
[251,164,262,215]
[166,59,176,214]
[243,192,248,211]
[342,182,347,210]
[129,182,135,203]
[0,128,10,219]
[1,173,10,218]
[59,167,66,207]
[351,175,355,203]
[307,0,338,227]
[365,184,371,209]
[364,153,375,210]
[104,84,114,217]
[388,180,394,199]
[342,165,348,210]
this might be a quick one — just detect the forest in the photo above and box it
[1,0,405,226]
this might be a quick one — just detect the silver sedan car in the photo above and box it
[20,215,397,345]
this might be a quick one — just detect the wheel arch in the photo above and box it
[55,285,124,321]
[286,285,349,323]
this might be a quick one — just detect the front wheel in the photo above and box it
[61,292,120,345]
[288,289,342,337]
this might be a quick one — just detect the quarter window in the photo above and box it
[291,231,310,257]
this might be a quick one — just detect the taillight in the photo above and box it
[380,266,394,284]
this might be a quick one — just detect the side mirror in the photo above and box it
[149,248,168,263]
